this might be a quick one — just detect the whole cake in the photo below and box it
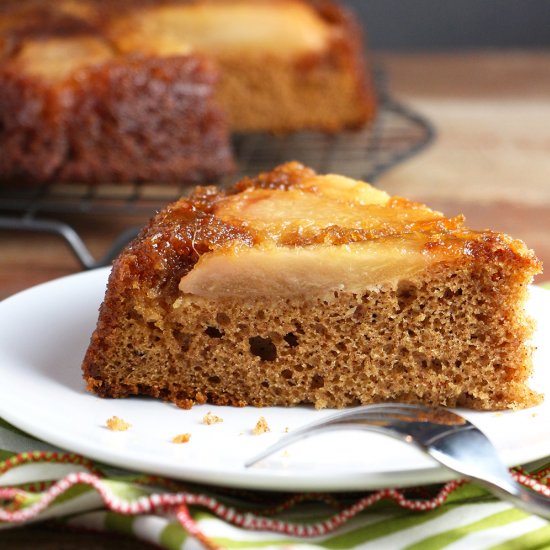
[82,162,543,410]
[0,0,375,184]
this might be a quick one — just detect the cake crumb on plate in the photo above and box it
[172,433,191,444]
[106,416,131,431]
[253,416,270,435]
[203,411,223,425]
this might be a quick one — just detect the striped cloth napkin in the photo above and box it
[2,417,550,549]
[2,284,550,549]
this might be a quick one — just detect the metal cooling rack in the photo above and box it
[0,93,435,269]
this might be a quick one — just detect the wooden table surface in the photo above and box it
[1,51,549,547]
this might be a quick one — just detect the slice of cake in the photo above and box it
[82,162,542,410]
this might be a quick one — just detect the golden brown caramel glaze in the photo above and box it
[105,162,541,296]
[232,162,318,193]
[0,75,58,181]
[0,49,233,184]
[112,198,256,295]
[61,55,233,184]
[424,230,541,273]
[278,216,465,247]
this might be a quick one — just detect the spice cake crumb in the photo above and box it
[172,433,191,444]
[106,416,131,431]
[253,416,270,435]
[203,412,224,425]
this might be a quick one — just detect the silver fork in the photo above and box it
[245,403,550,519]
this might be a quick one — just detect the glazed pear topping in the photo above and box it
[109,1,331,57]
[179,173,466,298]
[12,37,113,81]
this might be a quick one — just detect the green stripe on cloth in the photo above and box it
[405,507,528,550]
[50,484,95,506]
[191,510,217,522]
[210,508,451,549]
[489,523,550,549]
[0,450,15,461]
[159,522,188,550]
[105,512,136,536]
[539,282,550,290]
[210,536,305,548]
[440,483,492,504]
[322,508,452,548]
[189,510,299,549]
[102,480,151,501]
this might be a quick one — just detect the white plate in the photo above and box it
[1,268,549,492]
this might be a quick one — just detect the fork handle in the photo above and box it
[473,478,550,520]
